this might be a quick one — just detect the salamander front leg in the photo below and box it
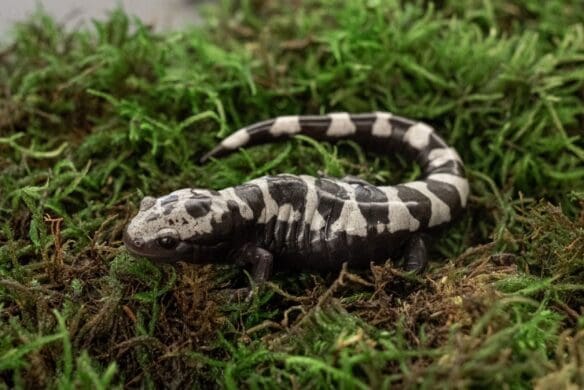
[242,245,274,284]
[230,245,274,302]
[403,234,430,273]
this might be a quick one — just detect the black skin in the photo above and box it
[228,235,428,302]
[237,236,429,277]
[224,177,429,302]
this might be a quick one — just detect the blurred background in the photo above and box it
[0,0,211,37]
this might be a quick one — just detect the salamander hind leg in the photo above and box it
[402,233,430,273]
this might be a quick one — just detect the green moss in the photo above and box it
[0,0,583,387]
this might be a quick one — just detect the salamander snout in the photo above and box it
[123,228,143,251]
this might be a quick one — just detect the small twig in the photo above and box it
[316,262,351,307]
[280,36,314,50]
[282,305,306,328]
[44,214,64,269]
[244,320,283,336]
[453,242,496,266]
[341,271,374,287]
[122,305,137,323]
[554,300,580,321]
[265,281,309,303]
[114,336,167,359]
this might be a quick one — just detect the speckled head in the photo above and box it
[123,189,234,263]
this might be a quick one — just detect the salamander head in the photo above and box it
[123,189,234,263]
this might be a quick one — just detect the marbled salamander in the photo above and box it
[123,112,469,285]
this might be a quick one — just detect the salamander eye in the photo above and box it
[157,236,178,249]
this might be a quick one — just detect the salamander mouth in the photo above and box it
[122,230,225,263]
[123,242,177,261]
[122,230,180,261]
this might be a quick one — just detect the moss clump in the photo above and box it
[0,0,583,387]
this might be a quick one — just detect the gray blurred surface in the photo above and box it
[0,0,208,39]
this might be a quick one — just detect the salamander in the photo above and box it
[123,112,469,287]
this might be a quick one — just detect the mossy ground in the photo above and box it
[0,0,583,388]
